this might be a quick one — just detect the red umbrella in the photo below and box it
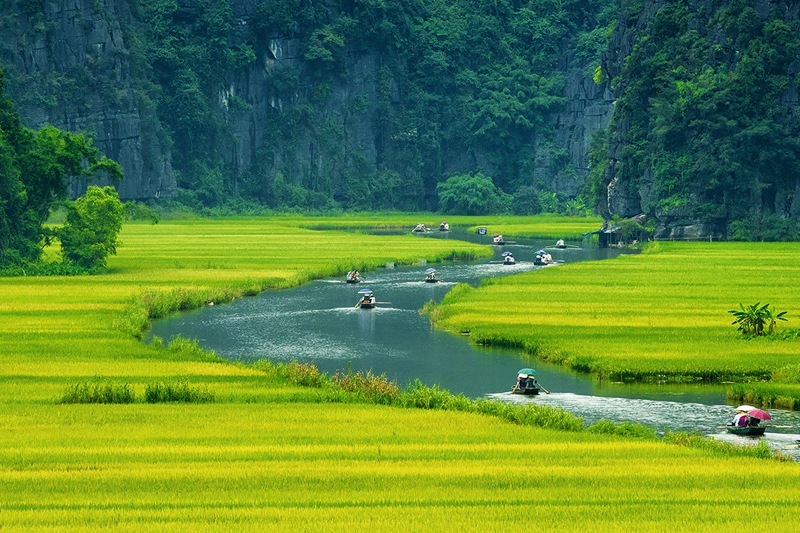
[748,409,772,421]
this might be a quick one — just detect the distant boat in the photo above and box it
[492,234,505,245]
[439,221,450,231]
[555,239,566,248]
[423,268,440,282]
[345,271,362,283]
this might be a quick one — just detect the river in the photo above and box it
[148,230,800,456]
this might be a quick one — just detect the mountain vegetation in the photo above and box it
[2,0,800,238]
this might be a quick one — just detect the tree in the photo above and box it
[511,186,543,215]
[436,172,511,215]
[59,186,124,269]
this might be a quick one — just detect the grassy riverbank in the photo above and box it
[432,241,800,387]
[3,216,800,531]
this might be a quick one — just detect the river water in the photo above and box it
[148,230,800,456]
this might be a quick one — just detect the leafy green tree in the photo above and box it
[59,186,125,269]
[436,172,510,215]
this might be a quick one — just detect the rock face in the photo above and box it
[0,0,176,200]
[0,0,613,203]
[600,0,800,237]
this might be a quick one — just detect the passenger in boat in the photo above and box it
[732,410,749,427]
[556,238,565,248]
[544,252,553,263]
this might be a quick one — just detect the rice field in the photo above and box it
[433,241,800,382]
[3,217,800,531]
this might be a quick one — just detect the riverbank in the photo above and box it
[431,241,800,394]
[3,216,800,531]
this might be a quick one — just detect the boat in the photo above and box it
[439,221,450,231]
[511,368,541,395]
[726,425,766,436]
[726,406,771,436]
[555,239,566,249]
[356,288,376,309]
[534,250,553,266]
[345,270,361,283]
[413,224,428,233]
[501,251,515,265]
[492,234,505,245]
[423,267,440,282]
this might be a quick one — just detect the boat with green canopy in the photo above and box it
[511,368,544,395]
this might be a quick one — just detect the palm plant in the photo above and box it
[729,303,787,336]
[765,305,789,334]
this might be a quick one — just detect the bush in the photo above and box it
[59,381,135,404]
[332,368,400,405]
[144,381,215,403]
[59,185,124,269]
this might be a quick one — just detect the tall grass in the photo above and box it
[145,381,215,403]
[59,381,135,404]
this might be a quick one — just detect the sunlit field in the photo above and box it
[293,212,603,240]
[433,241,800,383]
[3,217,800,531]
[3,402,800,532]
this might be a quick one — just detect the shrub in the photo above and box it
[332,369,400,405]
[59,381,135,404]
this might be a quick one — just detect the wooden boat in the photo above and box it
[511,369,541,395]
[726,425,766,436]
[346,278,360,283]
[356,289,376,309]
[503,257,516,265]
[511,382,539,395]
[424,277,439,283]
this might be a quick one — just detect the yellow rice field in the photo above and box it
[434,241,800,382]
[2,216,800,531]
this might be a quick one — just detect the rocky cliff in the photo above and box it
[0,0,175,199]
[599,0,800,238]
[1,0,614,203]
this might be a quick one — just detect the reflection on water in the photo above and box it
[148,230,799,457]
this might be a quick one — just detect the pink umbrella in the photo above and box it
[748,409,772,421]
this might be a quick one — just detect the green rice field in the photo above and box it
[3,216,800,531]
[433,241,800,383]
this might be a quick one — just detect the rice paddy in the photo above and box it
[3,216,800,531]
[433,241,800,383]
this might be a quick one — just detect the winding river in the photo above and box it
[149,230,800,457]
